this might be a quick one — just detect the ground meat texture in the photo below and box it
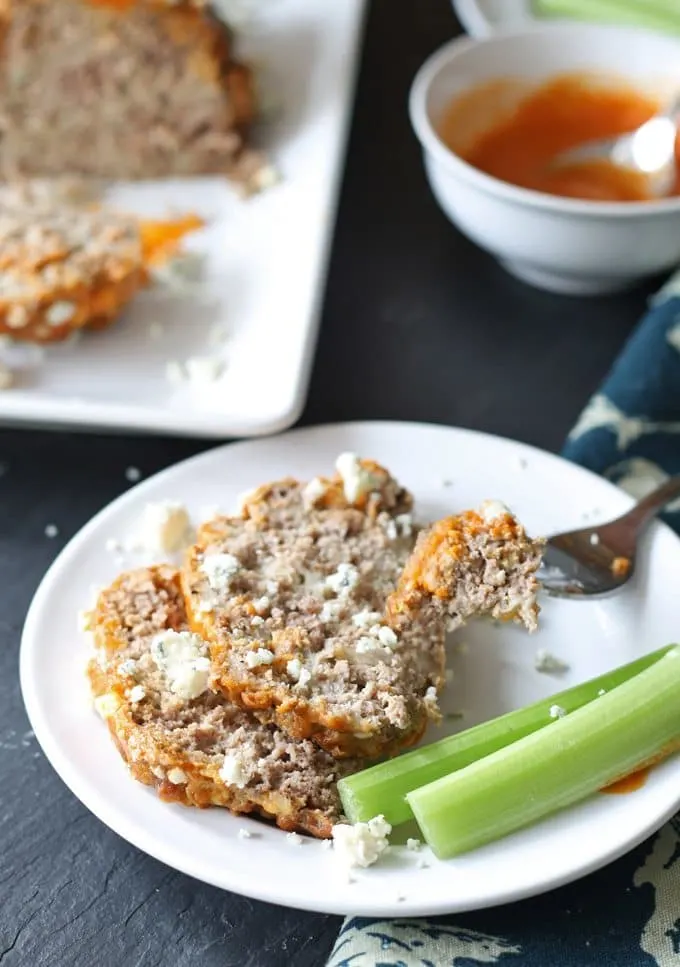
[0,203,147,342]
[0,0,258,180]
[88,565,360,838]
[387,509,544,633]
[182,462,447,759]
[183,465,544,760]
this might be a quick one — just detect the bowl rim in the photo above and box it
[408,23,680,218]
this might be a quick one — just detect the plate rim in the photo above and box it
[20,419,680,915]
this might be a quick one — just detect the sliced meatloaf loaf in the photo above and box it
[88,565,360,838]
[0,0,257,180]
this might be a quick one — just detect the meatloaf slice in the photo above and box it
[182,457,447,760]
[0,199,206,342]
[88,565,360,838]
[0,0,258,180]
[0,203,147,342]
[183,456,543,761]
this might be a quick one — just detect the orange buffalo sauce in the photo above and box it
[600,738,680,795]
[438,73,680,202]
[86,0,137,9]
[139,214,205,267]
[602,767,650,795]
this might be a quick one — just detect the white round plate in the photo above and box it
[20,421,680,917]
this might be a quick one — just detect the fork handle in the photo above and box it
[614,475,680,535]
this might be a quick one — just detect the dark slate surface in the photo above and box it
[0,1,658,965]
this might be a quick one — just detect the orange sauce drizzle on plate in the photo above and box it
[601,767,650,795]
[139,214,205,267]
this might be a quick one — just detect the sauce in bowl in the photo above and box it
[438,73,680,202]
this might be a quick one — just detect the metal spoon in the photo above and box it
[552,92,680,199]
[538,476,680,598]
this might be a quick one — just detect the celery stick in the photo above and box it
[408,646,680,858]
[534,0,680,34]
[338,645,673,826]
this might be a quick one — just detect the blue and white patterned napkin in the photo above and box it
[326,275,680,967]
[562,276,680,531]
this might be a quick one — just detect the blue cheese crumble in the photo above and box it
[331,815,392,868]
[150,630,210,700]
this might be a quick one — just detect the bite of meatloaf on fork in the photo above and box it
[387,499,544,634]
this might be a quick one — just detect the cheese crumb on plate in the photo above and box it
[331,815,392,869]
[535,649,570,674]
[140,501,193,555]
[0,362,13,389]
[166,355,225,386]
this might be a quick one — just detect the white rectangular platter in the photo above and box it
[0,0,366,439]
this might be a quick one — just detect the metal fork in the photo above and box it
[539,476,680,598]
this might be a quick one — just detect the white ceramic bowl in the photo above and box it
[409,25,680,295]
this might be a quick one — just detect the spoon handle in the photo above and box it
[662,91,680,123]
[607,475,680,539]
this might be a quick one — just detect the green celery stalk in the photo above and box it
[338,644,674,826]
[408,645,680,859]
[534,0,680,34]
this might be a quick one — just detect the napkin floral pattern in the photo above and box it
[562,278,680,532]
[326,279,680,967]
